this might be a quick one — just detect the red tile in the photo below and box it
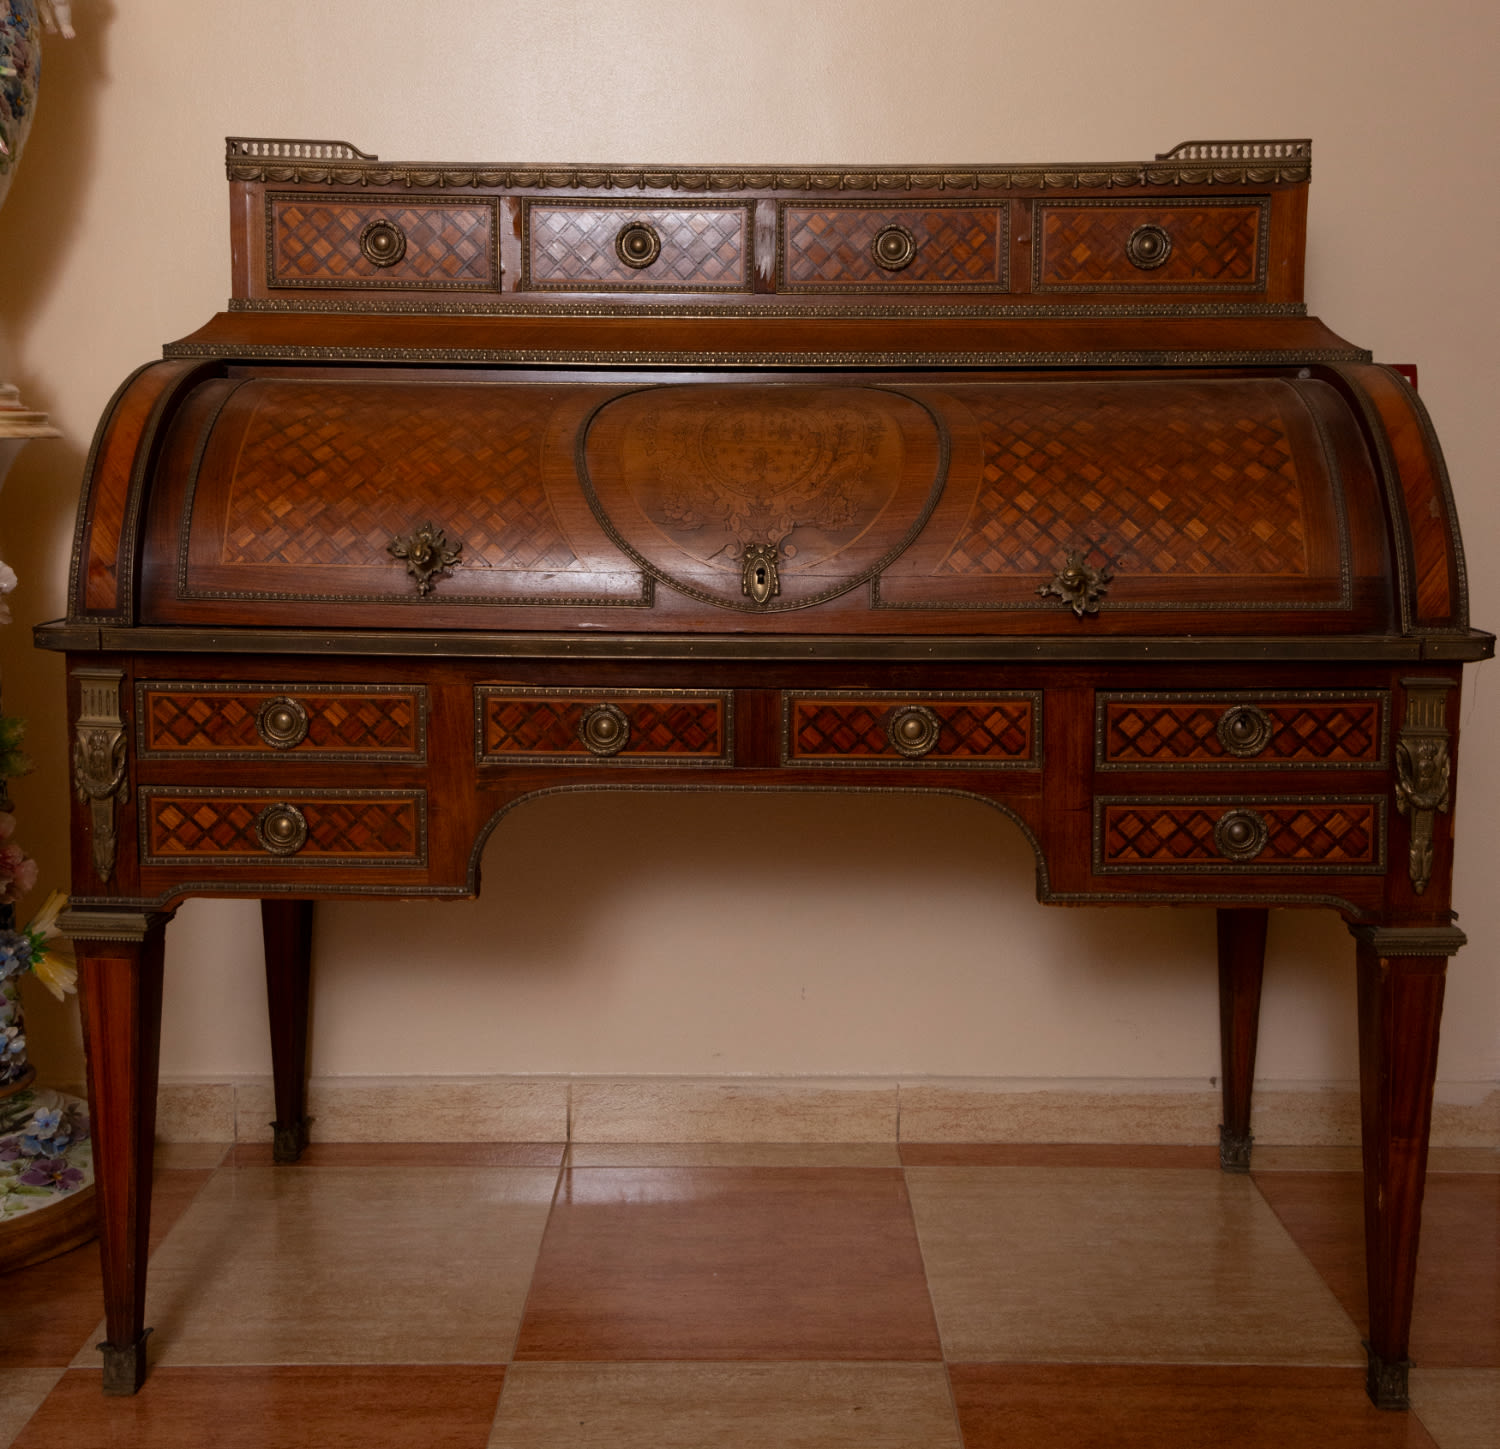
[949,1363,1439,1447]
[227,1141,565,1168]
[1,1169,213,1368]
[900,1143,1219,1168]
[1253,1171,1500,1368]
[515,1167,941,1361]
[11,1365,504,1449]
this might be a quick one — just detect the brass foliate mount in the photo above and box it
[1395,678,1454,894]
[389,522,462,597]
[1037,550,1113,618]
[71,668,128,883]
[741,541,782,606]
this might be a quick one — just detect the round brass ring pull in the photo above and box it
[256,696,310,751]
[579,702,631,756]
[887,704,942,758]
[256,803,309,857]
[359,218,408,267]
[615,222,662,270]
[1213,808,1268,862]
[1124,223,1172,271]
[871,224,918,272]
[1216,704,1273,758]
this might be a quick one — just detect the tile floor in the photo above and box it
[1,1142,1495,1447]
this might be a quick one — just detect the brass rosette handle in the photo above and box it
[257,696,311,751]
[1213,809,1268,863]
[359,218,408,267]
[579,702,631,756]
[870,224,918,272]
[886,705,942,759]
[1216,704,1273,759]
[615,221,662,270]
[256,803,309,857]
[1125,223,1172,270]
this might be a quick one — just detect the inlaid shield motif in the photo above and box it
[579,385,947,611]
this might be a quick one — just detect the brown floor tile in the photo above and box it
[0,1367,63,1447]
[1253,1170,1500,1367]
[10,1366,505,1449]
[514,1167,941,1361]
[1,1169,213,1369]
[154,1142,231,1170]
[227,1141,566,1168]
[489,1363,959,1448]
[949,1364,1439,1448]
[1409,1367,1500,1449]
[567,1142,902,1168]
[908,1167,1360,1364]
[106,1166,557,1367]
[899,1143,1219,1168]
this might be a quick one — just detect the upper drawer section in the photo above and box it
[268,193,500,289]
[779,204,1007,291]
[523,202,753,291]
[1033,199,1269,291]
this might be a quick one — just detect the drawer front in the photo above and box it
[268,193,499,289]
[476,688,732,764]
[524,202,752,290]
[139,789,427,866]
[783,692,1040,767]
[779,204,1007,290]
[1094,796,1385,874]
[137,683,427,762]
[1095,692,1388,769]
[1034,199,1268,291]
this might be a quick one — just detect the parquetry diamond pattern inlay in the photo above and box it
[783,208,1004,286]
[1101,802,1378,867]
[143,691,420,755]
[529,207,748,287]
[943,385,1308,577]
[1103,700,1381,765]
[218,383,577,575]
[272,200,495,285]
[1038,205,1261,287]
[147,796,421,858]
[791,700,1033,760]
[483,697,725,757]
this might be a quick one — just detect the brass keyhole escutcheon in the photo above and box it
[359,218,408,268]
[871,224,918,272]
[256,802,309,856]
[256,696,310,751]
[1216,704,1273,758]
[887,705,942,758]
[1125,223,1172,271]
[615,222,662,270]
[1213,808,1268,862]
[579,702,631,756]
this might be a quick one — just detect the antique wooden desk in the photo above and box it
[37,137,1490,1402]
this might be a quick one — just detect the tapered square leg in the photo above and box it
[1216,907,1267,1172]
[65,908,172,1396]
[262,899,314,1163]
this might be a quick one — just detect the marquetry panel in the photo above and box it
[1096,692,1387,769]
[268,194,498,288]
[137,683,426,761]
[525,203,751,290]
[779,204,1006,290]
[944,383,1309,579]
[783,692,1039,767]
[1034,200,1267,290]
[476,689,731,764]
[1094,797,1385,873]
[139,789,426,864]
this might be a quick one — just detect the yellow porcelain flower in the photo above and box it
[25,890,78,1001]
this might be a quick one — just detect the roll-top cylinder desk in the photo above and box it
[36,137,1491,1402]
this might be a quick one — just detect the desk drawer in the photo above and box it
[476,688,732,764]
[137,683,427,761]
[1095,691,1388,769]
[779,203,1007,290]
[1094,795,1385,874]
[523,202,752,290]
[783,691,1039,767]
[139,788,426,866]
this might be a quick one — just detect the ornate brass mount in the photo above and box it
[871,224,918,272]
[615,221,662,270]
[1394,678,1454,894]
[359,218,407,267]
[741,541,781,606]
[1037,550,1113,618]
[1216,704,1274,758]
[389,522,462,596]
[1125,223,1173,270]
[887,705,942,758]
[256,696,310,750]
[71,668,128,884]
[255,803,309,856]
[578,702,631,756]
[1214,808,1268,862]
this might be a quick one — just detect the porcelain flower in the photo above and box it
[25,891,76,1001]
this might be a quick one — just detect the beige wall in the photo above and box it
[1,1,1495,1104]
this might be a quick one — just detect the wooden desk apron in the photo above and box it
[36,136,1491,1403]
